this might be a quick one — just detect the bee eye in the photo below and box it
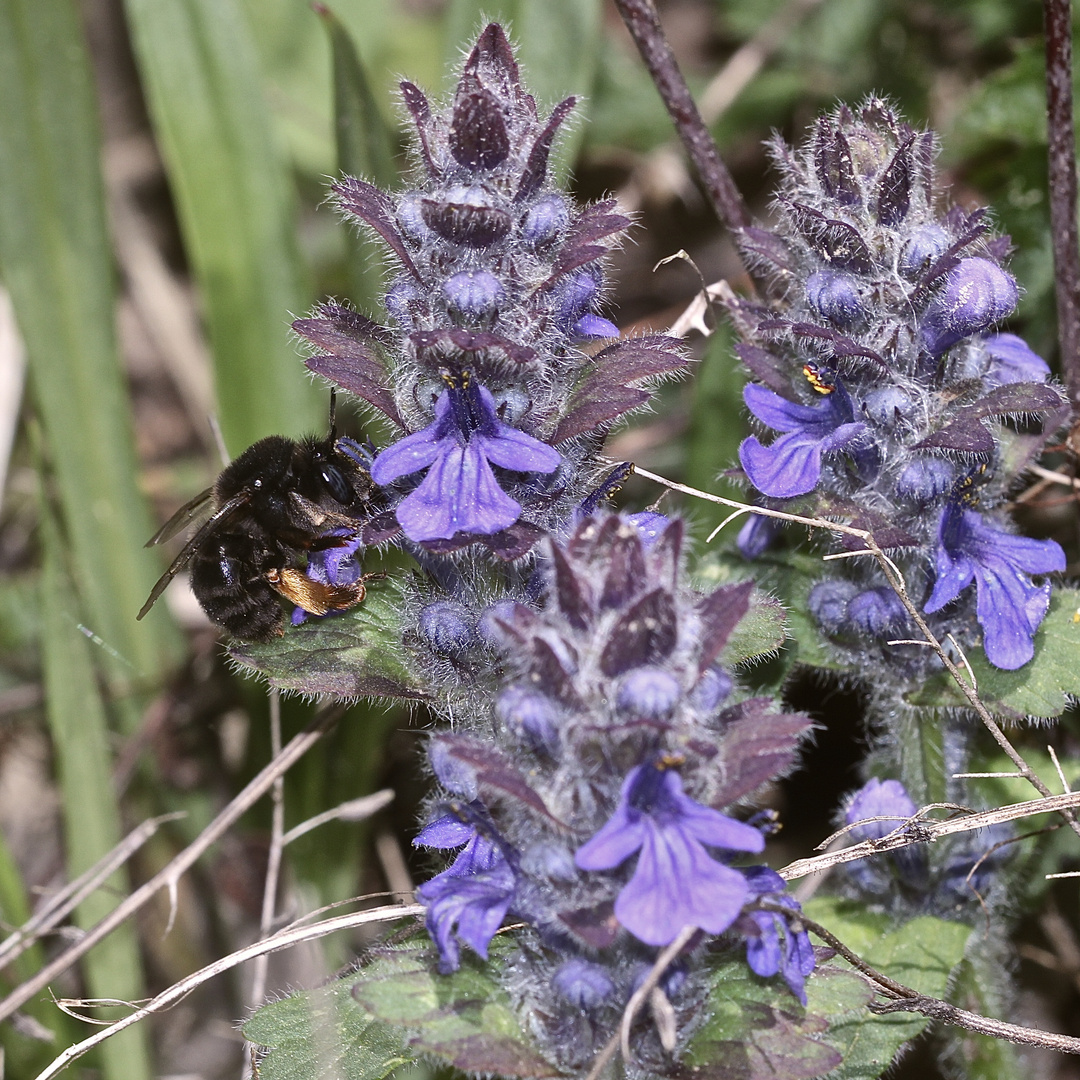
[321,465,352,503]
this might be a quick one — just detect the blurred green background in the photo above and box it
[0,0,1071,1076]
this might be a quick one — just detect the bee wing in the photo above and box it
[145,487,215,547]
[137,492,251,620]
[286,490,363,535]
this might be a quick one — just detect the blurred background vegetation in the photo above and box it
[0,0,1076,1077]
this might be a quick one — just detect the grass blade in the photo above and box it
[123,0,323,452]
[320,4,400,314]
[0,0,181,692]
[39,484,152,1080]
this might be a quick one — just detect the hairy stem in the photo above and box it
[1044,0,1080,409]
[611,0,753,242]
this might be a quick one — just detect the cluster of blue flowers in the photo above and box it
[294,23,684,559]
[414,514,817,1069]
[285,26,827,1070]
[728,101,1068,671]
[260,27,1070,1075]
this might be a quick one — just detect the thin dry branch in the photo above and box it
[778,790,1080,880]
[33,903,425,1080]
[0,812,184,974]
[0,707,341,1024]
[628,464,1080,841]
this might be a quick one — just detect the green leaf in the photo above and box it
[691,557,788,665]
[230,577,425,699]
[0,0,181,691]
[245,978,414,1080]
[895,706,947,807]
[123,0,323,453]
[805,897,972,1078]
[350,934,556,1077]
[686,953,851,1079]
[685,324,748,535]
[39,485,152,1080]
[320,4,400,315]
[442,0,603,179]
[906,587,1080,719]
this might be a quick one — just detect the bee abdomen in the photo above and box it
[191,539,285,642]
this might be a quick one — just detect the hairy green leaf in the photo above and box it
[686,953,852,1079]
[245,978,413,1080]
[906,587,1080,719]
[351,934,555,1077]
[231,577,424,699]
[805,897,971,1078]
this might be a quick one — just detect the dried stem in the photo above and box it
[33,902,425,1080]
[1043,0,1080,409]
[611,0,752,241]
[0,706,341,1024]
[248,690,285,1010]
[778,789,1080,880]
[775,906,1080,1055]
[629,464,1080,841]
[0,812,184,973]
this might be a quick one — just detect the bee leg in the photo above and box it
[266,567,365,616]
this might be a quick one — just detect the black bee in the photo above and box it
[138,402,379,641]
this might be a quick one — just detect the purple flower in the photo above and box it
[415,821,515,972]
[981,333,1051,387]
[805,269,864,327]
[575,763,764,946]
[290,532,364,626]
[371,376,561,542]
[739,380,867,498]
[924,501,1065,669]
[741,866,815,1005]
[845,778,916,841]
[920,257,1017,356]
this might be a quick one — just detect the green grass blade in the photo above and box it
[321,4,401,314]
[685,323,746,534]
[39,489,152,1080]
[0,0,181,692]
[123,0,323,452]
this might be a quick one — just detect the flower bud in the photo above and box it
[573,314,619,340]
[894,457,954,505]
[981,333,1051,387]
[385,277,420,326]
[808,580,857,635]
[477,599,517,646]
[847,588,906,638]
[495,685,560,750]
[418,601,477,654]
[626,512,670,548]
[690,666,734,712]
[805,269,864,327]
[520,194,569,246]
[552,959,615,1010]
[616,667,682,719]
[920,257,1018,356]
[428,737,478,799]
[737,515,780,558]
[396,194,430,243]
[862,386,914,428]
[443,270,505,321]
[520,840,578,882]
[898,223,950,278]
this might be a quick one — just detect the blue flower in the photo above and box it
[741,867,815,1005]
[981,333,1051,387]
[739,380,867,498]
[575,762,764,946]
[371,375,561,542]
[415,817,515,972]
[844,778,927,892]
[924,501,1065,669]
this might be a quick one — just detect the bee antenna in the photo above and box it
[328,388,338,441]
